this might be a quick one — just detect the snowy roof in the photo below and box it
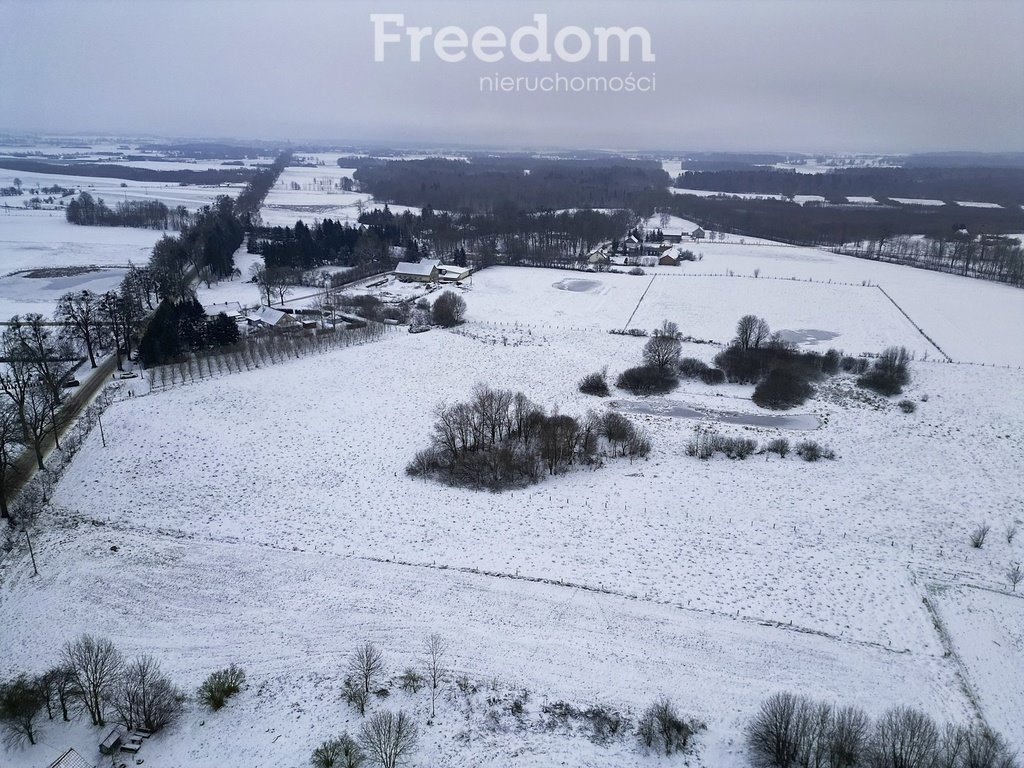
[252,306,293,326]
[48,749,94,768]
[395,259,440,277]
[438,264,469,275]
[205,301,244,318]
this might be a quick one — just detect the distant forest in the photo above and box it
[674,167,1024,206]
[0,158,255,184]
[349,156,670,213]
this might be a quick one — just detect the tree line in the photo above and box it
[65,192,193,229]
[675,166,1024,207]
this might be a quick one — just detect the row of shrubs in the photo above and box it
[747,692,1018,768]
[0,633,245,748]
[685,432,836,461]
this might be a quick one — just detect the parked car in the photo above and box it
[119,371,139,379]
[408,325,431,334]
[61,378,80,388]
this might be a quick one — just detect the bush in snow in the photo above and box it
[765,438,790,458]
[969,523,990,549]
[198,664,246,711]
[578,370,610,397]
[343,678,370,717]
[752,368,815,410]
[898,399,917,413]
[616,365,678,395]
[678,357,709,378]
[700,367,726,385]
[637,697,700,755]
[858,346,911,396]
[431,290,466,327]
[795,440,835,462]
[398,669,424,694]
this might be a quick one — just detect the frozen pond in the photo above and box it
[610,399,821,430]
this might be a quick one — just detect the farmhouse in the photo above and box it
[394,259,440,282]
[248,306,298,330]
[659,252,680,266]
[691,227,706,240]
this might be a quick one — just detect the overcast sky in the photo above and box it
[0,0,1021,153]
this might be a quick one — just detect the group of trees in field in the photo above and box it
[65,192,193,229]
[708,315,845,410]
[0,635,185,748]
[838,234,1024,285]
[407,385,650,491]
[747,691,1019,768]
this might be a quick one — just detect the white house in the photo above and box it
[394,259,440,282]
[437,264,471,282]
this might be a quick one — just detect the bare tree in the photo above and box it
[1008,562,1022,592]
[348,642,385,695]
[829,705,870,768]
[360,710,418,768]
[735,314,771,351]
[0,402,20,521]
[312,733,364,768]
[110,655,183,732]
[61,634,123,726]
[643,334,682,370]
[13,314,75,449]
[55,290,101,367]
[969,524,991,549]
[0,675,46,747]
[747,692,801,768]
[1006,523,1018,545]
[867,707,939,768]
[422,634,447,718]
[40,666,75,721]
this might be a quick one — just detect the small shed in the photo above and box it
[437,264,471,282]
[659,253,679,266]
[690,227,706,240]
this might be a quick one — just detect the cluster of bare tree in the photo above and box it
[321,637,446,768]
[747,692,1018,768]
[407,386,650,491]
[0,635,183,748]
[839,234,1024,286]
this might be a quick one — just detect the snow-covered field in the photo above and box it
[0,209,163,317]
[1,251,1022,767]
[258,157,420,228]
[0,167,245,211]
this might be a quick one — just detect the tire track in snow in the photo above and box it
[359,554,918,658]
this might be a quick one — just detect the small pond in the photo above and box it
[552,278,601,293]
[610,399,821,430]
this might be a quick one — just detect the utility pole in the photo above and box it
[97,412,107,447]
[22,528,38,576]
